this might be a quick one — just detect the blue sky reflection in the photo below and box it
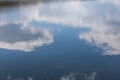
[0,1,120,80]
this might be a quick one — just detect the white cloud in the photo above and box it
[27,77,33,80]
[60,72,96,80]
[79,25,120,55]
[100,0,120,5]
[60,73,75,80]
[76,1,120,55]
[34,1,120,55]
[85,72,96,80]
[0,1,120,54]
[0,23,53,52]
[6,76,33,80]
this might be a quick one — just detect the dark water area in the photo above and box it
[0,1,120,80]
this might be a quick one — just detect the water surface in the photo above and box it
[0,1,120,80]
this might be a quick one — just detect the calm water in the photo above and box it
[0,1,120,80]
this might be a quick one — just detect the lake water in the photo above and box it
[0,1,120,80]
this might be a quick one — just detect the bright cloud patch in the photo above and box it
[79,25,120,55]
[0,24,53,52]
[60,72,96,80]
[7,76,33,80]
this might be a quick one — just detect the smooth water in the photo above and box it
[0,1,120,80]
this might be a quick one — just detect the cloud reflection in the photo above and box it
[37,0,120,55]
[28,0,120,55]
[0,1,120,54]
[7,76,33,80]
[60,72,96,80]
[0,23,53,52]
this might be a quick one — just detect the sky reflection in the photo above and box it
[0,1,120,80]
[0,0,119,55]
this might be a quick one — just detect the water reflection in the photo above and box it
[60,72,96,80]
[0,3,53,52]
[0,1,120,80]
[0,24,53,52]
[0,0,120,55]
